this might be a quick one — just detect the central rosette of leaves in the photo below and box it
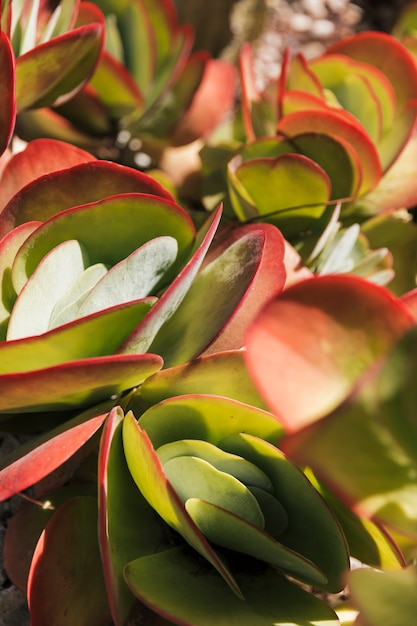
[120,394,349,621]
[156,438,289,544]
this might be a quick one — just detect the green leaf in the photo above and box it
[163,456,265,528]
[0,352,163,413]
[8,239,87,339]
[186,499,326,587]
[76,236,178,317]
[149,229,265,366]
[28,497,111,626]
[49,263,108,329]
[0,298,156,375]
[122,410,243,598]
[349,565,417,626]
[125,547,339,626]
[156,439,273,491]
[16,21,104,110]
[229,154,331,237]
[221,433,349,592]
[98,407,166,625]
[133,351,269,414]
[0,159,174,236]
[11,194,195,293]
[137,395,282,450]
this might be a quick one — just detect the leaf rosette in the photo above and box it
[225,31,417,238]
[100,397,350,625]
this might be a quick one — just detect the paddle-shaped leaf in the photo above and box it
[0,159,174,236]
[98,407,165,625]
[0,405,109,500]
[124,547,340,626]
[0,31,15,156]
[28,496,111,626]
[283,324,417,537]
[245,275,414,431]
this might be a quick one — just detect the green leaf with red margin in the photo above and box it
[277,108,382,196]
[239,42,261,140]
[0,160,174,236]
[228,153,331,238]
[327,32,417,110]
[125,547,339,626]
[117,206,221,356]
[0,221,41,334]
[245,275,414,432]
[0,298,156,374]
[98,407,166,626]
[130,351,270,414]
[28,496,112,626]
[89,49,144,119]
[0,352,163,413]
[122,409,243,599]
[0,32,15,156]
[355,133,417,216]
[349,564,417,626]
[53,84,114,135]
[202,223,286,355]
[10,194,195,292]
[0,138,95,212]
[0,404,109,500]
[286,52,324,98]
[283,324,417,538]
[16,5,105,110]
[148,225,281,367]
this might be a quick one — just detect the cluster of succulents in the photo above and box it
[1,1,417,625]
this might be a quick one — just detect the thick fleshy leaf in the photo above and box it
[148,228,267,366]
[349,565,417,626]
[229,154,331,238]
[8,239,87,339]
[117,206,221,355]
[133,351,269,414]
[355,133,417,216]
[0,138,95,212]
[170,58,236,145]
[0,405,109,500]
[283,324,417,537]
[98,407,165,625]
[327,31,417,109]
[306,471,405,570]
[16,17,104,110]
[76,236,178,318]
[125,547,339,626]
[185,498,327,587]
[0,32,16,156]
[137,395,282,450]
[4,484,96,592]
[28,496,111,626]
[0,352,163,413]
[220,433,349,592]
[11,194,195,292]
[245,275,414,431]
[122,410,243,598]
[0,298,156,374]
[0,159,174,236]
[202,223,286,355]
[0,221,40,335]
[90,49,144,119]
[277,109,382,195]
